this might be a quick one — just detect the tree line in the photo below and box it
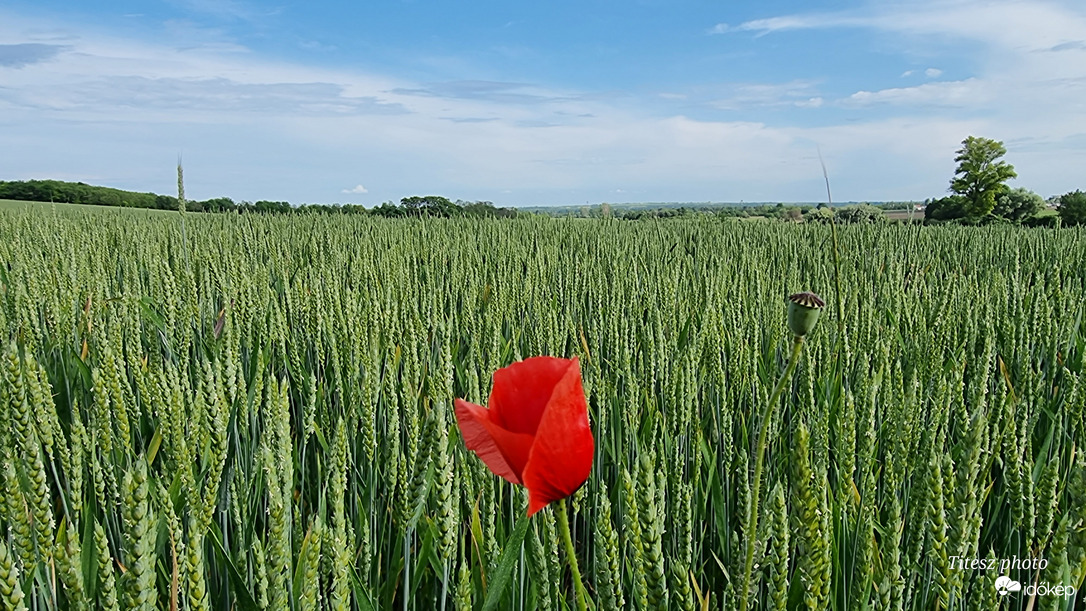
[6,152,1085,226]
[0,181,518,218]
[0,180,293,214]
[610,202,894,223]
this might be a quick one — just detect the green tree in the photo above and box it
[834,204,885,224]
[400,195,461,217]
[1058,190,1086,226]
[370,201,405,217]
[924,195,966,221]
[461,200,517,218]
[803,206,835,223]
[992,187,1044,222]
[950,136,1017,218]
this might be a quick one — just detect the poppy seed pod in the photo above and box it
[787,291,825,337]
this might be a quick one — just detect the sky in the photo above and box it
[2,0,1085,207]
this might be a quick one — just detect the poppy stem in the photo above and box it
[738,334,805,611]
[555,499,589,611]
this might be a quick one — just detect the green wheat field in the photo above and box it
[0,203,1084,610]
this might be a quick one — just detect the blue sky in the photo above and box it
[2,0,1085,206]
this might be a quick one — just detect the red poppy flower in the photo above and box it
[455,356,594,516]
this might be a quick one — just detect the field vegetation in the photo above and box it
[0,206,1083,610]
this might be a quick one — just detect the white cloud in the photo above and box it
[844,79,987,108]
[730,1,1086,53]
[707,23,730,35]
[342,184,368,194]
[707,80,822,110]
[732,14,844,36]
[924,67,943,78]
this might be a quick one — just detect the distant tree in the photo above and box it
[400,196,424,215]
[925,195,967,221]
[461,200,494,217]
[1058,190,1086,226]
[461,200,517,218]
[992,187,1044,222]
[299,203,341,214]
[200,197,235,213]
[804,206,835,223]
[875,201,913,211]
[950,136,1017,218]
[400,195,461,217]
[835,204,885,223]
[370,201,404,217]
[154,194,179,210]
[250,200,291,214]
[0,179,160,208]
[771,205,807,220]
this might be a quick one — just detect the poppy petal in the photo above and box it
[488,356,577,435]
[521,358,594,516]
[454,399,535,485]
